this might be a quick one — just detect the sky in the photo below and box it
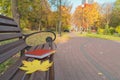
[69,0,116,13]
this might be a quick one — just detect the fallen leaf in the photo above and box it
[19,60,53,74]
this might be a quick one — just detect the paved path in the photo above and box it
[54,33,120,80]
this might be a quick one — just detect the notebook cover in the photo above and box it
[25,49,55,59]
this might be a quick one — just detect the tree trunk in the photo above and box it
[58,0,62,37]
[38,21,41,31]
[11,0,20,27]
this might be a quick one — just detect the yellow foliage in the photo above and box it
[83,3,100,27]
[19,60,53,74]
[73,3,101,28]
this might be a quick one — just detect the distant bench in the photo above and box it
[0,15,56,80]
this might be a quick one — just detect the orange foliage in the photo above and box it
[61,6,71,25]
[73,3,100,29]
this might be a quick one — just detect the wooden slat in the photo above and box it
[10,44,50,80]
[35,44,44,49]
[11,71,31,80]
[10,58,35,80]
[0,25,20,32]
[0,56,27,80]
[0,43,27,63]
[43,43,51,49]
[0,33,23,41]
[32,71,46,80]
[0,39,25,53]
[0,17,17,26]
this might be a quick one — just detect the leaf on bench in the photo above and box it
[19,60,53,74]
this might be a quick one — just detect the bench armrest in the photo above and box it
[23,31,56,42]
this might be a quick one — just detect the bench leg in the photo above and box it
[49,54,54,80]
[49,63,54,80]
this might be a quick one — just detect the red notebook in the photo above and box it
[25,49,56,59]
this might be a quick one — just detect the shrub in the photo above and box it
[109,27,115,35]
[103,24,115,35]
[98,28,104,34]
[104,24,110,35]
[115,26,120,34]
[62,25,71,31]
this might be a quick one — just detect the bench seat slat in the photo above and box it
[0,43,27,63]
[33,71,46,80]
[0,33,23,41]
[0,56,27,80]
[11,69,30,80]
[0,26,20,32]
[0,18,17,26]
[0,39,25,53]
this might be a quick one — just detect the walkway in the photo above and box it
[54,33,120,80]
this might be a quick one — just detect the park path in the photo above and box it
[54,32,120,80]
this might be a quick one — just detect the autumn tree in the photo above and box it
[73,3,100,31]
[60,6,71,31]
[18,0,51,30]
[49,0,72,36]
[72,6,83,30]
[1,0,72,32]
[11,0,20,26]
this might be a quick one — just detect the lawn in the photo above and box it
[78,32,120,42]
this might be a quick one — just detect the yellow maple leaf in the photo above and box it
[19,60,53,74]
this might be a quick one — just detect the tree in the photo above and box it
[73,3,100,31]
[11,0,20,26]
[101,3,113,27]
[18,0,51,30]
[60,6,71,31]
[110,0,120,27]
[49,0,72,36]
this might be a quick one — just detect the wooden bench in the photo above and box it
[0,15,56,80]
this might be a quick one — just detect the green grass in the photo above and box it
[0,54,20,75]
[0,39,20,75]
[55,32,71,43]
[78,33,120,42]
[26,31,56,46]
[0,59,13,75]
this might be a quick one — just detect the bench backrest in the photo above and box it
[0,15,27,64]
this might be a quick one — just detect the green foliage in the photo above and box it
[110,0,120,27]
[62,25,71,31]
[104,26,115,35]
[115,26,120,34]
[109,27,115,35]
[18,0,43,30]
[98,28,104,34]
[0,55,19,75]
[98,26,115,35]
[0,0,12,17]
[104,24,110,35]
[0,0,71,32]
[0,59,13,74]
